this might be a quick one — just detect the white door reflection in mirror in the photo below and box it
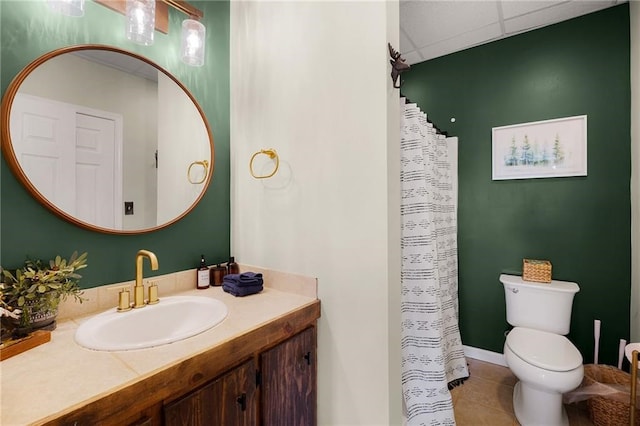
[10,94,76,215]
[10,94,123,229]
[75,113,119,229]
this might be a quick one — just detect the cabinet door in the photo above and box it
[261,327,316,426]
[125,404,162,426]
[164,359,257,426]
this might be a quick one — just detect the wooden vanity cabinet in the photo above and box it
[122,402,163,426]
[163,326,317,426]
[45,301,320,426]
[261,326,316,426]
[164,358,258,426]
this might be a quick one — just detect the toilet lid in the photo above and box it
[506,327,583,372]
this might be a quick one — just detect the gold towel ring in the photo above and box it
[187,160,209,184]
[250,149,279,179]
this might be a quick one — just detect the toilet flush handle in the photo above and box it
[509,287,519,294]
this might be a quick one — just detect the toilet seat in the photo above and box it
[506,327,583,372]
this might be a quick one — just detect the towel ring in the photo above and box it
[187,160,209,184]
[250,149,279,179]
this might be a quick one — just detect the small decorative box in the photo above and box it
[522,259,552,283]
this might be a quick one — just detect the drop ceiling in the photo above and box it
[400,0,627,65]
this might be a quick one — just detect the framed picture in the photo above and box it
[492,115,587,180]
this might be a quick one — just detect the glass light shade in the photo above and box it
[181,19,206,67]
[47,0,85,17]
[126,0,156,46]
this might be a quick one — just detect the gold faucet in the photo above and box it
[134,249,159,308]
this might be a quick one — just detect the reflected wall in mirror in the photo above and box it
[1,45,214,234]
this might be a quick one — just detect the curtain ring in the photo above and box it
[250,149,279,179]
[187,160,209,184]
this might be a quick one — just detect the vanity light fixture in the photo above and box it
[125,0,156,46]
[181,18,206,66]
[47,0,85,17]
[93,0,206,66]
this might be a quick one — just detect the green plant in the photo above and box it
[1,251,88,326]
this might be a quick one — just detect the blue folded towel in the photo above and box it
[222,282,263,297]
[223,272,264,287]
[239,272,263,283]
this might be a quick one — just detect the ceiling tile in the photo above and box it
[402,50,426,65]
[418,22,502,62]
[400,1,500,49]
[400,28,416,52]
[504,1,617,35]
[400,0,625,65]
[501,1,567,20]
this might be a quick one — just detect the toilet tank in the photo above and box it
[500,273,579,335]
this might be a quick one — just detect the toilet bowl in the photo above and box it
[504,327,584,426]
[500,274,584,425]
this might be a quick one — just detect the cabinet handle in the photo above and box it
[237,393,247,411]
[304,351,311,365]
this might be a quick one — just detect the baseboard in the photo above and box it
[463,345,507,367]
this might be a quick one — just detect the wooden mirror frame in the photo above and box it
[1,44,215,235]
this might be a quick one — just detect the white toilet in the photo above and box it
[500,274,584,426]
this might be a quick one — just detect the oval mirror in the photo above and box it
[1,45,214,234]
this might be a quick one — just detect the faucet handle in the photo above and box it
[107,285,133,312]
[148,281,160,305]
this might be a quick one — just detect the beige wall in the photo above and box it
[386,1,402,423]
[631,1,639,342]
[230,1,401,424]
[156,73,210,226]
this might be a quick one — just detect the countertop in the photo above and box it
[1,266,318,426]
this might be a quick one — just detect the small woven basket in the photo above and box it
[522,259,552,283]
[583,364,640,426]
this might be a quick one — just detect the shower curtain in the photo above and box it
[400,99,469,425]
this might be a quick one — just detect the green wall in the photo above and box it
[402,4,631,366]
[0,1,230,287]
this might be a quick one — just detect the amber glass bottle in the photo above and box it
[197,255,209,289]
[227,256,239,275]
[210,263,226,286]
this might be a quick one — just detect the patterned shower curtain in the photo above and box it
[400,99,469,425]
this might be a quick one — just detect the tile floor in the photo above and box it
[452,358,594,425]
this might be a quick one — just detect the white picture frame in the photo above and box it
[492,115,587,180]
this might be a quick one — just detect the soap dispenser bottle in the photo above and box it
[197,255,209,290]
[227,256,239,275]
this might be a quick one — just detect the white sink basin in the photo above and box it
[75,296,228,351]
